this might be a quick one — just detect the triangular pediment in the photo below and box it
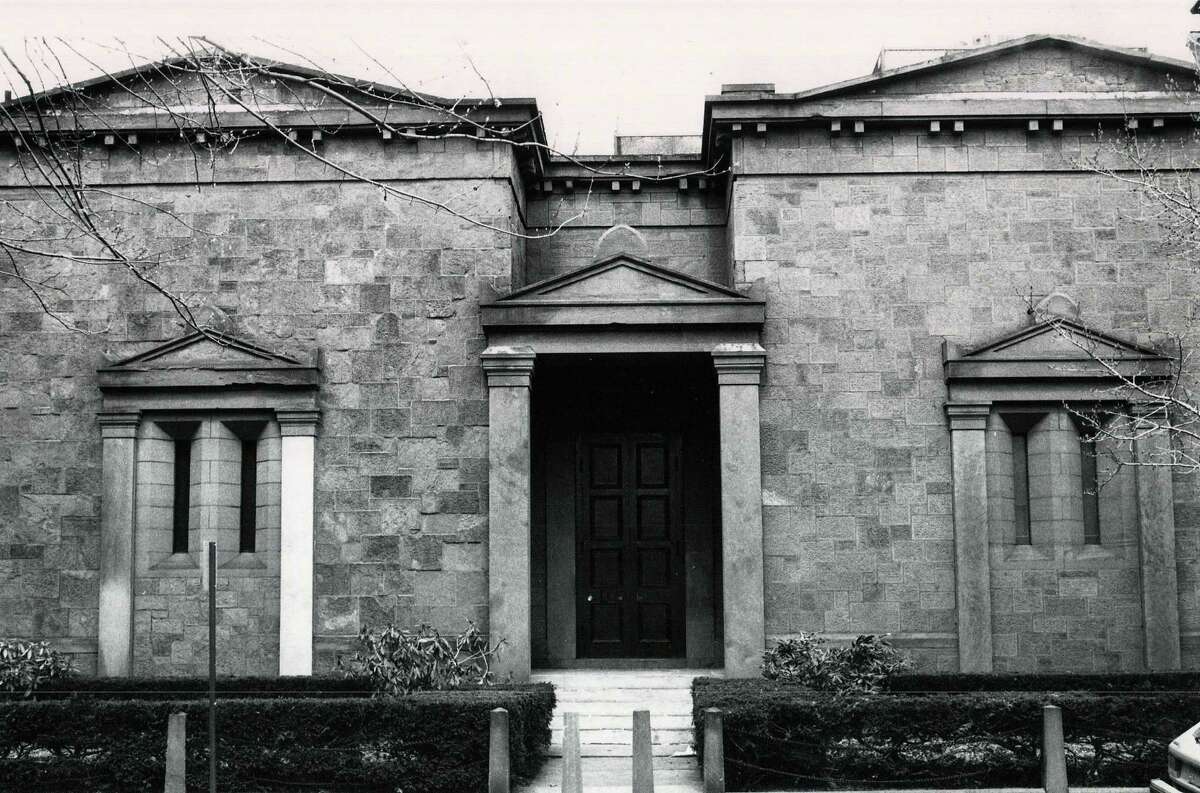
[482,255,764,329]
[105,331,305,371]
[794,35,1197,102]
[959,319,1164,362]
[496,254,751,304]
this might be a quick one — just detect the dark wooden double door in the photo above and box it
[576,433,685,658]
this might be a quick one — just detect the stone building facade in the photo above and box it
[1,34,1199,677]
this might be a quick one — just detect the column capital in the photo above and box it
[482,346,536,388]
[945,403,991,431]
[276,409,321,437]
[98,411,140,439]
[712,343,766,386]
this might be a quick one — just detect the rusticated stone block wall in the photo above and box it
[0,134,524,674]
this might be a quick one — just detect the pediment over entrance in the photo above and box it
[482,254,764,328]
[943,318,1173,387]
[98,331,320,390]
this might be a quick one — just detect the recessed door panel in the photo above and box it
[577,433,684,658]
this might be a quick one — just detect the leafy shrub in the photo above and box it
[0,639,73,696]
[0,684,555,792]
[694,677,1197,790]
[339,622,504,695]
[762,633,910,692]
[3,674,373,700]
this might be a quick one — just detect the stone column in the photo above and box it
[277,409,320,676]
[482,346,536,681]
[945,403,994,673]
[1131,402,1182,670]
[98,411,140,677]
[712,343,767,678]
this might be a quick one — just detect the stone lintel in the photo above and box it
[1129,401,1169,420]
[945,403,991,431]
[98,411,141,438]
[482,346,536,388]
[712,343,767,385]
[275,409,321,437]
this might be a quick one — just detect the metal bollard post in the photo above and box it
[489,707,510,793]
[562,711,583,793]
[1042,704,1068,793]
[703,707,725,793]
[633,709,655,793]
[164,711,187,793]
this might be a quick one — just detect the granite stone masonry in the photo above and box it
[2,33,1200,677]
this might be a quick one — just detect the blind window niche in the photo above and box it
[1070,409,1104,546]
[227,421,267,554]
[159,421,200,555]
[1000,411,1046,545]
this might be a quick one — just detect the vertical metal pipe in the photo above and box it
[633,709,654,793]
[1042,704,1067,793]
[489,707,510,793]
[208,542,217,793]
[703,707,725,793]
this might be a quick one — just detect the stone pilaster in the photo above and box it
[98,411,140,677]
[1131,402,1182,670]
[946,403,994,672]
[276,409,320,676]
[712,343,767,678]
[482,346,536,681]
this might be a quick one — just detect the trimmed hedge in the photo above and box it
[4,675,374,700]
[886,671,1200,692]
[694,677,1199,791]
[0,684,555,792]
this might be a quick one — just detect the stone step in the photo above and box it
[517,756,702,792]
[551,713,694,730]
[551,700,692,716]
[547,741,694,758]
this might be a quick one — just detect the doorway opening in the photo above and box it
[531,353,722,668]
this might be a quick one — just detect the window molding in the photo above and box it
[96,331,321,677]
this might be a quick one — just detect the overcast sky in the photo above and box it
[2,0,1197,153]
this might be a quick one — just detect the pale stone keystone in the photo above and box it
[286,130,298,142]
[830,119,842,136]
[755,122,767,135]
[1153,117,1165,129]
[380,128,394,142]
[311,130,324,145]
[611,181,621,192]
[952,120,965,134]
[103,133,116,146]
[489,708,510,793]
[195,132,207,144]
[631,179,641,193]
[633,709,654,793]
[164,711,186,793]
[929,120,941,134]
[696,177,707,191]
[1126,118,1139,130]
[853,120,865,134]
[679,177,690,192]
[563,179,574,193]
[562,712,583,793]
[127,133,138,146]
[1027,119,1040,133]
[1042,705,1067,793]
[731,122,743,133]
[703,708,725,793]
[541,180,553,194]
[1052,119,1064,133]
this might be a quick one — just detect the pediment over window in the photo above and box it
[481,254,765,328]
[943,319,1173,401]
[98,331,320,390]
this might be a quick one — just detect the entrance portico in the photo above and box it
[480,226,766,679]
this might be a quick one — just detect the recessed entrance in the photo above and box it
[531,354,722,667]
